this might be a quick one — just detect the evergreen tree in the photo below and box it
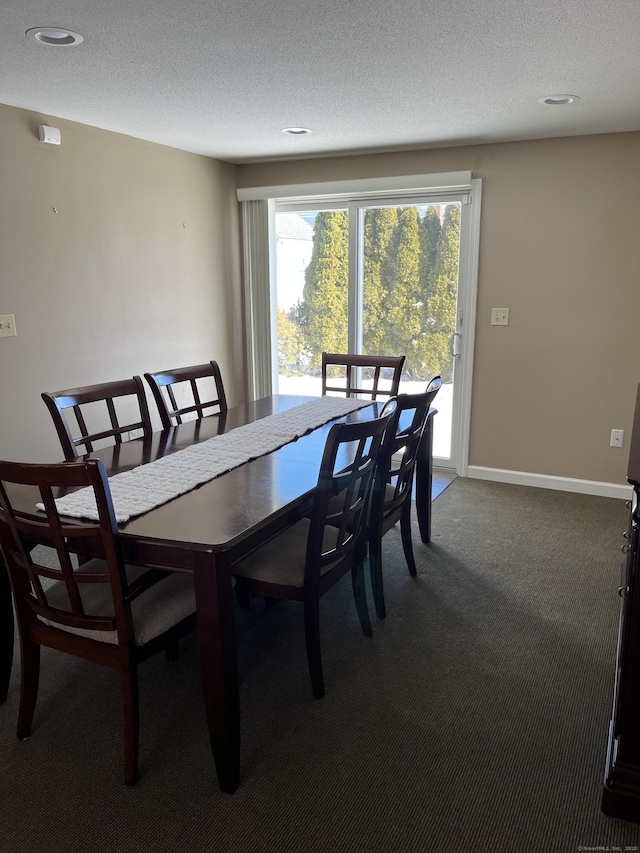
[298,211,349,367]
[276,305,308,376]
[362,207,398,356]
[425,204,460,381]
[414,206,443,377]
[419,205,441,304]
[285,202,460,385]
[380,207,422,375]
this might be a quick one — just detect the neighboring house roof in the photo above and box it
[276,213,314,241]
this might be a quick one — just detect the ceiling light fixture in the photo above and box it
[281,127,312,136]
[539,94,580,106]
[26,27,84,46]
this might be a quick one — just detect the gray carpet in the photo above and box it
[1,479,639,852]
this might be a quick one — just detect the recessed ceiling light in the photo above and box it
[539,94,580,106]
[26,27,84,46]
[281,127,312,136]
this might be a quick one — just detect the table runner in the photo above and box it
[45,397,372,523]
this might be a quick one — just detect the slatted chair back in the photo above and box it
[368,376,442,618]
[144,361,227,429]
[378,376,442,516]
[0,459,130,646]
[306,407,396,586]
[321,352,405,400]
[42,377,152,460]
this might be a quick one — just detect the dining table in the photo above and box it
[0,393,437,792]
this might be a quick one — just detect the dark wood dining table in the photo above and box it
[0,393,437,792]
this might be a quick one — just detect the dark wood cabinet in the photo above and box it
[602,384,640,822]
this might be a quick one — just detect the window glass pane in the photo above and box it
[361,202,460,457]
[275,209,347,396]
[274,199,462,463]
[362,203,460,381]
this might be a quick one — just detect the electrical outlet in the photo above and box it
[127,429,144,441]
[491,308,509,326]
[610,429,624,448]
[0,314,16,337]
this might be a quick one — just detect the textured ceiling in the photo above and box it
[1,0,639,164]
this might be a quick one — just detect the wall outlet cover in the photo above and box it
[0,314,16,337]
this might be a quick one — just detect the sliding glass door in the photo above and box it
[273,191,477,471]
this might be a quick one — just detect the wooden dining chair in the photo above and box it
[368,376,442,619]
[0,458,198,785]
[321,352,406,400]
[42,376,152,461]
[144,361,228,429]
[232,407,394,699]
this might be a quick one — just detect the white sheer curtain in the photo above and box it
[241,199,274,400]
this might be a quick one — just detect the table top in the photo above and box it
[10,395,384,565]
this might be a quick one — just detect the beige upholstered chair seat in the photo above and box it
[39,560,196,646]
[234,520,340,588]
[327,482,396,523]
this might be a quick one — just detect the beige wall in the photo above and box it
[239,134,640,486]
[0,104,243,462]
[2,104,637,486]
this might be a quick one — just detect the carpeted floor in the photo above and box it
[1,478,639,852]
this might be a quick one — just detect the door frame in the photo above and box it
[259,173,481,477]
[452,178,481,476]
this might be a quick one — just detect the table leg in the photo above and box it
[415,410,436,544]
[0,553,13,704]
[193,551,240,793]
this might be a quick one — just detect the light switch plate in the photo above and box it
[0,314,16,337]
[491,308,509,326]
[610,429,624,448]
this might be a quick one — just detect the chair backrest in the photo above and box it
[321,353,406,400]
[42,377,152,461]
[425,374,442,396]
[305,406,396,583]
[144,361,228,429]
[0,459,133,647]
[374,376,442,518]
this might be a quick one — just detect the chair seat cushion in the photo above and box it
[38,560,196,646]
[384,481,398,505]
[367,482,400,519]
[233,519,339,589]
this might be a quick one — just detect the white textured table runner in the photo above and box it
[46,397,372,523]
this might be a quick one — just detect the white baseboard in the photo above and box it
[466,465,630,501]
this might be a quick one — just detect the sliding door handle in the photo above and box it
[449,332,462,358]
